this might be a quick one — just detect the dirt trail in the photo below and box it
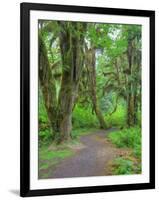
[49,129,118,178]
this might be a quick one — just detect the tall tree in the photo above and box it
[57,22,87,142]
[125,25,141,126]
[85,47,107,129]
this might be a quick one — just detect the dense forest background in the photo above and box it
[38,20,142,178]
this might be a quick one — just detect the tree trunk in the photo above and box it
[39,33,58,135]
[127,94,135,126]
[86,48,107,129]
[133,84,138,125]
[133,50,141,125]
[57,22,86,143]
[127,40,135,127]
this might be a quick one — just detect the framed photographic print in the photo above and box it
[20,2,155,197]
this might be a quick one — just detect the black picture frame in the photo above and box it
[20,2,155,197]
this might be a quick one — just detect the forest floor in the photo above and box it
[39,128,131,179]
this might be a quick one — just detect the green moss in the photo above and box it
[40,173,48,178]
[71,128,98,140]
[38,148,74,178]
[39,163,49,170]
[39,149,73,160]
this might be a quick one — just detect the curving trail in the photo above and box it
[49,129,118,178]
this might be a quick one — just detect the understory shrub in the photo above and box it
[39,128,53,146]
[112,157,141,175]
[108,126,141,175]
[72,105,99,129]
[108,126,141,158]
[105,105,126,128]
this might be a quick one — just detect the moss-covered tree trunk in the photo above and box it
[57,22,86,143]
[86,48,107,129]
[39,33,57,135]
[133,48,141,125]
[133,81,138,125]
[127,40,135,127]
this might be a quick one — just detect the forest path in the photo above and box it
[50,129,118,178]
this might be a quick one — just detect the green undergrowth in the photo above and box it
[108,126,141,175]
[72,105,99,129]
[108,126,141,158]
[112,157,141,175]
[39,128,53,147]
[38,89,52,147]
[105,105,127,128]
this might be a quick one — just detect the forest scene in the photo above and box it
[38,20,142,179]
